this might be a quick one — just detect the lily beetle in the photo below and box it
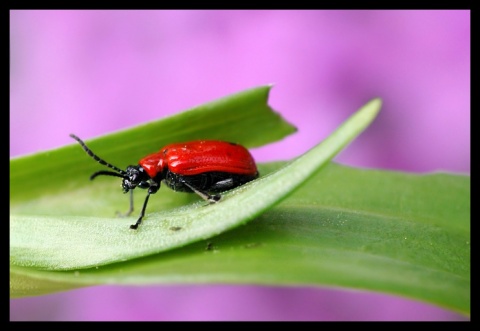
[70,134,259,229]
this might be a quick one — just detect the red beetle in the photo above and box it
[70,134,259,229]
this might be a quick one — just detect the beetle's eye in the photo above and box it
[122,178,137,191]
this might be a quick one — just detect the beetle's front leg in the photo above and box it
[129,181,160,230]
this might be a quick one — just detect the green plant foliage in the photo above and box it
[10,86,469,317]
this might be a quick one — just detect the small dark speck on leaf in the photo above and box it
[205,242,218,251]
[169,226,182,231]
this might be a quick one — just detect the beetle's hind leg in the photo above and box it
[181,181,221,203]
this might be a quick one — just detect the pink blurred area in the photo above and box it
[10,10,470,321]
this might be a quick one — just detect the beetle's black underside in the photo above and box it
[163,170,259,193]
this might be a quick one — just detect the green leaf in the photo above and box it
[10,163,469,315]
[10,85,295,203]
[10,88,380,269]
[11,88,470,316]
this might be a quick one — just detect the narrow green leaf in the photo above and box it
[10,95,381,271]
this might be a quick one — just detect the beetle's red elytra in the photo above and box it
[139,140,258,178]
[70,134,259,230]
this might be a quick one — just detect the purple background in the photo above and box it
[10,10,469,321]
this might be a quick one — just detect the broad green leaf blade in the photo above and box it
[10,85,296,203]
[10,98,382,270]
[10,163,470,316]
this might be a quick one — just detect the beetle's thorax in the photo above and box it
[138,152,167,178]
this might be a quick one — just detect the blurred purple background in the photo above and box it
[10,10,469,321]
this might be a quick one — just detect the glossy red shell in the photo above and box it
[138,140,258,179]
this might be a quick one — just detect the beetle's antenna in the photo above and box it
[70,134,126,175]
[90,170,127,181]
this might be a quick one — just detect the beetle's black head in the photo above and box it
[121,166,151,193]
